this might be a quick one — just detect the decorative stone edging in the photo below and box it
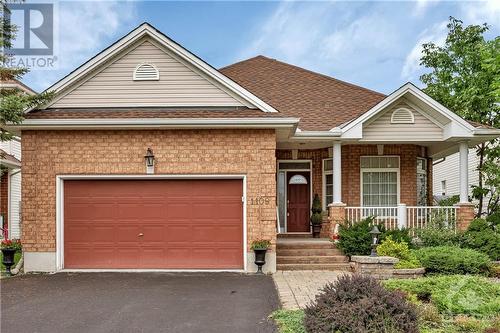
[392,267,425,279]
[350,256,425,280]
[350,256,399,280]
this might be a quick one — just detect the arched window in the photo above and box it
[390,108,414,124]
[288,174,308,185]
[133,63,160,81]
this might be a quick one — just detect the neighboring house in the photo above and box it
[0,79,36,239]
[8,23,500,273]
[433,147,494,213]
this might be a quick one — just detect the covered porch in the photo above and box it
[275,140,475,239]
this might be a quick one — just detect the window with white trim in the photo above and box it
[361,156,399,207]
[417,158,428,206]
[322,159,333,210]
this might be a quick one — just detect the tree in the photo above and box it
[1,0,53,142]
[420,17,500,216]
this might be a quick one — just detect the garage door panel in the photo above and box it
[64,179,243,269]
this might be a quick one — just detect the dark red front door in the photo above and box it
[287,172,310,232]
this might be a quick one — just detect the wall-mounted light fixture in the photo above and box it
[144,148,155,174]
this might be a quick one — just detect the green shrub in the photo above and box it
[377,236,422,269]
[438,195,460,207]
[463,230,500,261]
[415,228,462,248]
[463,218,500,261]
[486,212,500,228]
[337,217,376,256]
[305,274,418,333]
[383,275,500,317]
[415,246,491,275]
[468,218,491,232]
[381,228,413,247]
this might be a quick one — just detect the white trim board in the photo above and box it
[55,174,247,272]
[40,23,279,113]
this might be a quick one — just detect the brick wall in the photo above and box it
[0,172,7,237]
[21,129,277,252]
[277,144,432,209]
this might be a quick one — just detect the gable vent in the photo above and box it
[133,63,160,81]
[391,108,414,124]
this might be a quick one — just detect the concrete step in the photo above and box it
[277,233,312,239]
[277,248,343,256]
[277,241,336,250]
[276,255,349,264]
[276,263,352,271]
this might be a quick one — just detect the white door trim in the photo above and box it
[55,174,247,272]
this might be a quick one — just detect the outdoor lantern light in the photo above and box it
[144,148,155,167]
[369,225,381,257]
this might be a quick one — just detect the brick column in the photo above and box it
[455,202,475,231]
[328,202,346,239]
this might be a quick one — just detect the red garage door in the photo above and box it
[64,179,243,269]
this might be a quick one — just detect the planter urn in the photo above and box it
[253,248,267,274]
[312,224,322,238]
[1,248,16,276]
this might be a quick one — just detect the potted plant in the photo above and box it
[311,194,323,238]
[251,239,271,274]
[1,239,21,276]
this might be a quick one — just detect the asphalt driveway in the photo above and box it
[0,272,280,333]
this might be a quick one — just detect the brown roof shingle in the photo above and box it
[25,107,288,119]
[220,55,386,131]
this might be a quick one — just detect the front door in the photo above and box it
[286,172,310,232]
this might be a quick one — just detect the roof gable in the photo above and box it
[51,39,247,108]
[341,83,476,140]
[42,23,278,112]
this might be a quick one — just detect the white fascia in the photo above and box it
[9,117,300,131]
[0,159,21,169]
[290,129,342,140]
[42,23,279,113]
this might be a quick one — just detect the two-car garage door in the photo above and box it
[64,179,243,269]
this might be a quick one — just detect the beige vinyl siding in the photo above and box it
[362,104,443,141]
[0,140,22,238]
[52,40,246,108]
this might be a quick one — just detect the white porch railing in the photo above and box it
[406,206,457,230]
[345,205,457,230]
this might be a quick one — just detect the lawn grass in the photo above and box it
[271,309,306,333]
[0,252,22,273]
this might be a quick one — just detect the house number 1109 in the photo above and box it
[249,197,270,205]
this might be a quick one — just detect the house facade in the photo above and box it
[10,23,499,273]
[0,79,35,239]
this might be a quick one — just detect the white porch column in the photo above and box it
[332,141,342,203]
[459,141,469,203]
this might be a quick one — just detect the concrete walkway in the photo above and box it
[273,270,349,309]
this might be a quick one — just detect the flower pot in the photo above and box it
[1,248,17,276]
[312,224,322,238]
[253,248,267,274]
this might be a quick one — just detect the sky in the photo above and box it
[21,0,500,94]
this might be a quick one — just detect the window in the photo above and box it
[417,158,428,206]
[441,180,447,196]
[361,156,399,207]
[289,174,308,184]
[133,63,160,81]
[322,159,333,210]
